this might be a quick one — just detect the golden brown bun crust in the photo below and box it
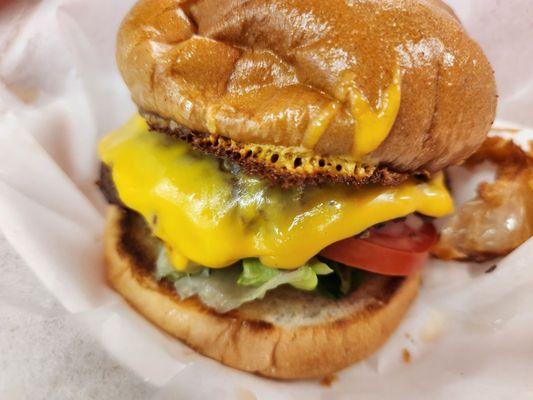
[104,205,420,379]
[117,0,496,173]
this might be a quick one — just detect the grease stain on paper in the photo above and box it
[420,310,447,342]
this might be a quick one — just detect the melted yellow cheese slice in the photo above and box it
[99,115,453,270]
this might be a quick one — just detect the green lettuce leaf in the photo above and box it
[155,248,206,281]
[155,249,186,282]
[154,245,369,313]
[237,258,280,286]
[237,258,332,290]
[316,258,363,299]
[155,254,333,313]
[174,261,332,313]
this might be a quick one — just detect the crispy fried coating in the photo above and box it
[433,137,533,262]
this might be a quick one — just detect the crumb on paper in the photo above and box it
[485,264,498,274]
[402,348,411,364]
[320,374,338,387]
[420,310,446,342]
[405,333,415,344]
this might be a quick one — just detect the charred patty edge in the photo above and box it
[141,111,425,188]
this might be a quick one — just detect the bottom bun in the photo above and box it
[104,205,420,379]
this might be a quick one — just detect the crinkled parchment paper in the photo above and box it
[0,0,532,399]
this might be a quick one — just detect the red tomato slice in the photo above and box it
[319,221,438,276]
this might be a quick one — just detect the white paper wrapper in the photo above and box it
[1,1,532,398]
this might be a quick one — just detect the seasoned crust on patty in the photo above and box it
[143,111,416,188]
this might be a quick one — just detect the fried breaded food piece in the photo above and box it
[433,137,533,261]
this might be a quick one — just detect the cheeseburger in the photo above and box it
[98,0,496,379]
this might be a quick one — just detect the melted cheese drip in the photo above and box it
[99,115,453,270]
[302,102,340,148]
[336,68,402,159]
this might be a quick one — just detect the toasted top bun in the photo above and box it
[117,0,496,173]
[105,205,420,379]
